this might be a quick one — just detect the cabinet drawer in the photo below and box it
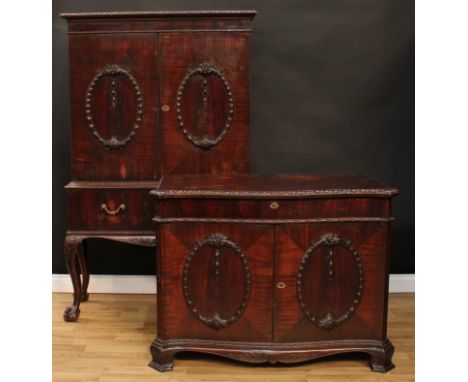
[159,198,390,220]
[67,188,154,231]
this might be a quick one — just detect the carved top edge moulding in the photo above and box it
[60,10,257,20]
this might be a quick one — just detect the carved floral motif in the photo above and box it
[150,337,395,371]
[85,65,144,149]
[176,63,234,150]
[297,233,364,330]
[183,233,251,329]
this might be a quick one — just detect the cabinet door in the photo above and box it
[158,223,273,341]
[274,223,390,342]
[68,34,159,180]
[159,33,250,175]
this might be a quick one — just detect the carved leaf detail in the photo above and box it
[85,65,144,149]
[176,63,234,150]
[297,233,364,330]
[183,233,251,330]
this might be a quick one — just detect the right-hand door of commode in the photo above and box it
[273,222,390,342]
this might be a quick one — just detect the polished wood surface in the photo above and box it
[61,10,258,18]
[159,33,250,175]
[152,174,397,371]
[67,187,155,231]
[61,10,256,33]
[274,223,388,342]
[65,12,254,182]
[62,11,254,321]
[158,224,274,341]
[159,198,391,220]
[153,174,398,197]
[69,33,159,181]
[53,292,414,382]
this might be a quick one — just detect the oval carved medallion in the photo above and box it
[85,64,144,149]
[175,63,234,150]
[297,233,364,330]
[183,233,251,330]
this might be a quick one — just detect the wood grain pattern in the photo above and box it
[61,11,256,34]
[152,174,398,372]
[274,223,388,342]
[159,33,250,174]
[183,233,252,330]
[153,174,398,198]
[159,197,390,220]
[296,233,364,331]
[62,12,255,322]
[150,337,394,372]
[69,33,159,180]
[67,188,154,231]
[157,223,274,342]
[53,293,415,381]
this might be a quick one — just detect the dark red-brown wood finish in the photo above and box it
[68,33,159,180]
[157,223,274,341]
[151,174,398,373]
[60,10,256,322]
[66,182,156,231]
[159,33,250,174]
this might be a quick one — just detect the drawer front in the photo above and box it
[68,33,159,180]
[67,188,154,231]
[159,198,390,220]
[273,222,390,342]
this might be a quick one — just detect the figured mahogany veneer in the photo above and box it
[66,182,156,231]
[60,11,255,322]
[150,174,398,373]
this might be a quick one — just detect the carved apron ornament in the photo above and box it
[183,233,251,330]
[85,64,144,149]
[175,63,234,150]
[297,233,364,330]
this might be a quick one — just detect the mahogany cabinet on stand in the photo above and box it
[60,10,256,321]
[150,174,398,372]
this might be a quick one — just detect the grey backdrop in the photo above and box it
[52,0,414,275]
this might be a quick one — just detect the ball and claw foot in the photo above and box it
[81,292,90,302]
[63,305,80,322]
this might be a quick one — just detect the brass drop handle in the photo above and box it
[101,203,126,215]
[270,201,279,209]
[276,281,286,289]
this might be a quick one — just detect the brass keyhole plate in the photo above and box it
[270,201,279,209]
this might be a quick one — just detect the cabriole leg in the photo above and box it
[78,240,90,302]
[63,235,83,322]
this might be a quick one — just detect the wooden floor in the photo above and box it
[53,293,414,382]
